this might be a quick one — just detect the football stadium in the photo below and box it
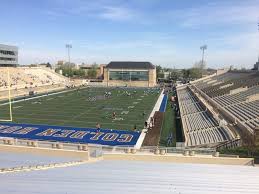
[1,44,259,192]
[0,65,166,147]
[1,55,259,193]
[1,1,259,193]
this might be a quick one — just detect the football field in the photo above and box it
[0,87,160,131]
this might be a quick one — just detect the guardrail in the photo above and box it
[0,137,89,151]
[216,138,242,150]
[0,137,241,158]
[99,144,216,155]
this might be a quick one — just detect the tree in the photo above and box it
[193,60,206,70]
[171,69,180,81]
[73,69,86,77]
[78,69,86,77]
[156,65,162,75]
[189,68,202,79]
[62,67,74,77]
[193,60,207,76]
[182,69,190,79]
[87,64,98,78]
[157,72,165,79]
[243,132,257,157]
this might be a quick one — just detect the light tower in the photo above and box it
[65,44,72,67]
[200,45,207,69]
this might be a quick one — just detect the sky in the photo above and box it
[1,0,259,69]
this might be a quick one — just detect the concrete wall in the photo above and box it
[104,153,254,166]
[0,144,89,160]
[148,69,156,87]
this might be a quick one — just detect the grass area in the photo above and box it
[0,87,160,130]
[159,94,176,147]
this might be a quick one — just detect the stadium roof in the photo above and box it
[106,61,155,69]
[1,158,259,194]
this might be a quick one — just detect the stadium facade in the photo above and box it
[104,61,157,87]
[0,44,18,67]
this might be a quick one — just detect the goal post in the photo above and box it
[0,67,13,122]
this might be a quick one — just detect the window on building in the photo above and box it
[109,71,149,81]
[0,50,16,56]
[0,57,16,61]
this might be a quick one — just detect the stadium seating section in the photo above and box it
[177,70,259,147]
[177,87,234,147]
[0,67,68,99]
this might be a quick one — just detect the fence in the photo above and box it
[1,137,243,158]
[216,138,242,150]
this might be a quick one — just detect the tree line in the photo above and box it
[156,60,209,81]
[55,64,98,79]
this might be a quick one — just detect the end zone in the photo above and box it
[0,123,141,147]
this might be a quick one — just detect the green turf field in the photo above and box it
[159,94,176,147]
[0,87,160,130]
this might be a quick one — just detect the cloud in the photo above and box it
[98,6,135,21]
[23,0,259,67]
[19,48,64,65]
[43,0,138,22]
[207,50,257,69]
[77,31,176,50]
[80,40,152,50]
[165,1,259,28]
[43,0,257,26]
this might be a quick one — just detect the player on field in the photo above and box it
[112,111,116,119]
[133,124,137,131]
[96,123,101,133]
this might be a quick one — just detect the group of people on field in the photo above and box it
[94,87,161,132]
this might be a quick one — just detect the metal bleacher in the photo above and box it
[177,87,234,147]
[192,70,259,142]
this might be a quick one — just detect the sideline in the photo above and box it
[135,89,165,149]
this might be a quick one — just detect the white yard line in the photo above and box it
[0,89,76,107]
[13,106,23,109]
